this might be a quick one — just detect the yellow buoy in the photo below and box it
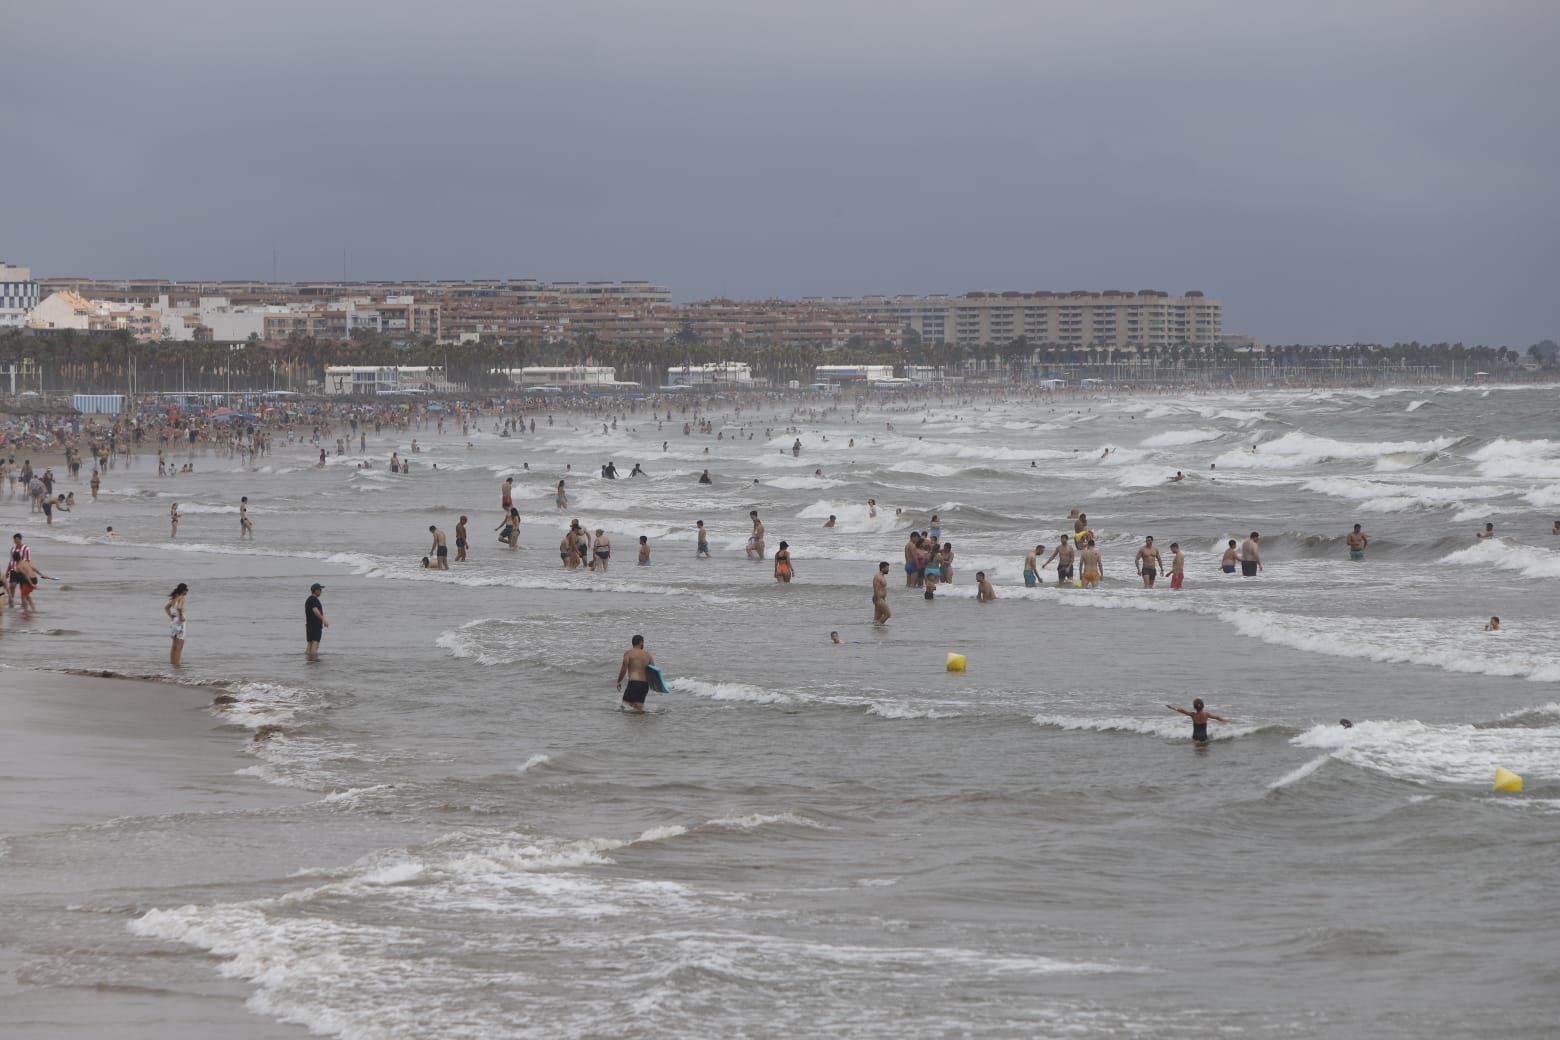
[945,652,967,673]
[1493,767,1523,792]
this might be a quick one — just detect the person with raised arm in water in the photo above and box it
[1347,523,1368,561]
[615,634,655,714]
[1167,699,1228,744]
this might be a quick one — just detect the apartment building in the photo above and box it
[0,262,40,328]
[41,277,671,309]
[836,290,1222,349]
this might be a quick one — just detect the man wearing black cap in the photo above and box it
[305,583,328,660]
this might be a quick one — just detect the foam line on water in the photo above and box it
[1290,718,1560,785]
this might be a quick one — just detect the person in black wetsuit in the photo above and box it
[1166,699,1228,743]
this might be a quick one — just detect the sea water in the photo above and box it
[3,384,1559,1039]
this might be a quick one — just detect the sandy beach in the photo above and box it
[0,669,309,1039]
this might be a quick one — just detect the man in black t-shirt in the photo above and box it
[305,583,328,661]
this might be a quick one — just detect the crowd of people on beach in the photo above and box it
[5,390,1554,735]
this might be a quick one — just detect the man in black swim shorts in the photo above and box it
[616,634,655,714]
[1240,532,1262,577]
[1135,535,1163,588]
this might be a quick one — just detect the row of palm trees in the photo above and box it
[0,328,1533,396]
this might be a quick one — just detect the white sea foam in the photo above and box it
[897,439,1060,463]
[1030,713,1258,741]
[1212,431,1455,471]
[320,784,396,806]
[866,701,961,720]
[1138,428,1224,448]
[1221,608,1560,683]
[214,681,325,729]
[1267,755,1330,790]
[1524,485,1560,508]
[1291,718,1560,786]
[1110,464,1180,488]
[794,500,905,533]
[704,811,826,832]
[1440,540,1560,580]
[1469,437,1560,480]
[670,678,792,704]
[764,475,847,490]
[1301,477,1512,513]
[517,753,552,773]
[1468,437,1560,461]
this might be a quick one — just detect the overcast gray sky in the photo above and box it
[2,0,1555,344]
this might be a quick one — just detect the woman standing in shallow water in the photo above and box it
[165,583,188,666]
[1167,699,1227,744]
[774,541,794,583]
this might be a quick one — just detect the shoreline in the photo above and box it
[0,667,311,1038]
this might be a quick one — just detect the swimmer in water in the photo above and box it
[1346,523,1367,561]
[872,561,891,625]
[1167,698,1228,743]
[1079,538,1103,589]
[830,630,842,644]
[1023,544,1043,587]
[1485,616,1500,631]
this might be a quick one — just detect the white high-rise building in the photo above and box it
[0,262,40,329]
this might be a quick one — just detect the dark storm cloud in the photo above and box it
[1,0,1555,343]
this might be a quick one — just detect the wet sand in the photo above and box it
[0,668,309,1038]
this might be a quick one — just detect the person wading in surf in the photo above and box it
[1167,699,1228,744]
[616,635,655,714]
